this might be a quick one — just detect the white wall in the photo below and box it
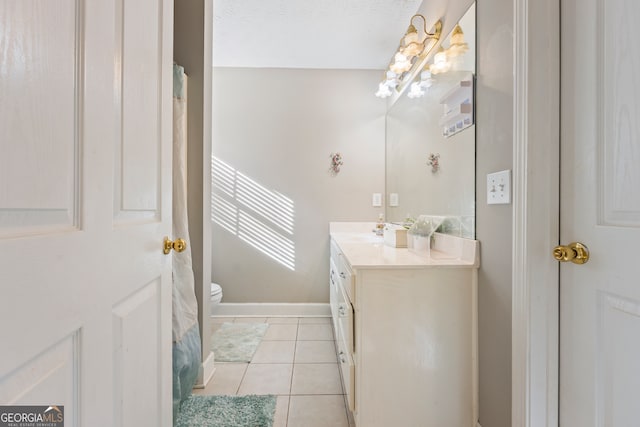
[476,0,514,425]
[211,67,386,303]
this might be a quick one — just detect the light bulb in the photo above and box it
[391,52,412,73]
[403,25,419,46]
[447,24,469,57]
[430,48,451,74]
[419,70,434,88]
[375,82,392,98]
[407,81,425,99]
[402,42,423,58]
[377,70,398,89]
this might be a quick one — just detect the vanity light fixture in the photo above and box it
[375,15,442,97]
[446,24,469,57]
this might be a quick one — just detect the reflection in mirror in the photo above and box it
[386,3,476,239]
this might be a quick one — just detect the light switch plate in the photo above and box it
[372,193,382,207]
[487,170,511,204]
[389,193,399,207]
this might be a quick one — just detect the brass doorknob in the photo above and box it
[553,242,589,264]
[163,237,187,254]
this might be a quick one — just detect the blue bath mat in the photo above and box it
[176,394,276,427]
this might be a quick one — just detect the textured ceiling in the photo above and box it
[213,0,424,70]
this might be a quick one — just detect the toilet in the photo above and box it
[210,283,223,315]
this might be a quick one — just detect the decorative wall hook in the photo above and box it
[329,152,343,176]
[427,153,440,173]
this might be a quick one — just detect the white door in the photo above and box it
[560,0,640,425]
[0,1,173,426]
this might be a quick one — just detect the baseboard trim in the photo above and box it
[212,303,330,317]
[193,351,216,389]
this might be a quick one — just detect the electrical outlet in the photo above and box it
[389,193,399,207]
[372,193,382,207]
[487,170,511,204]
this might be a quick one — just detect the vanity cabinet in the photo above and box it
[329,222,479,427]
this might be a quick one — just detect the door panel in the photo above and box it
[0,0,80,236]
[560,0,640,424]
[0,332,79,426]
[600,0,640,226]
[113,279,163,427]
[115,0,163,222]
[597,293,640,425]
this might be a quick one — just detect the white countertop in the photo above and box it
[330,222,479,269]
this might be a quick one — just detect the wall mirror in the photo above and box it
[385,3,476,238]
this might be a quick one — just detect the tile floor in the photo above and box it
[193,316,353,427]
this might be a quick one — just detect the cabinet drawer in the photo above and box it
[337,302,354,353]
[337,282,354,354]
[337,257,355,302]
[337,328,355,412]
[329,257,339,334]
[331,238,355,301]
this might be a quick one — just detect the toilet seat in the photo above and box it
[210,283,223,315]
[211,283,222,297]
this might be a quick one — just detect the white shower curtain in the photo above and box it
[172,64,201,424]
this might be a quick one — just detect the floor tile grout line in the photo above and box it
[233,363,250,396]
[289,393,346,396]
[284,323,300,427]
[286,393,346,396]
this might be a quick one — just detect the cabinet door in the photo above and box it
[337,276,354,354]
[336,321,355,412]
[357,269,475,427]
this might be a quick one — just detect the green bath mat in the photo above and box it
[211,322,268,362]
[176,394,276,427]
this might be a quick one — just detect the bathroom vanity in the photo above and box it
[329,222,479,427]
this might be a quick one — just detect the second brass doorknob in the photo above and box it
[163,237,187,254]
[553,242,589,264]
